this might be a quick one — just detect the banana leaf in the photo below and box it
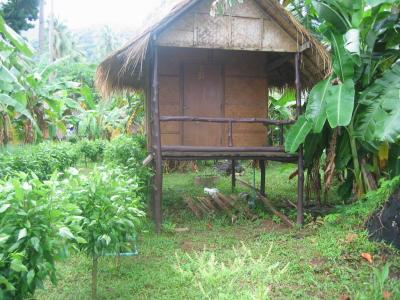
[284,116,313,153]
[305,76,331,133]
[326,79,355,128]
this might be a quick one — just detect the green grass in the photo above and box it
[37,162,400,300]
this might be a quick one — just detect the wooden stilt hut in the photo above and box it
[96,0,331,232]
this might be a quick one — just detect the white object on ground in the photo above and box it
[204,188,219,196]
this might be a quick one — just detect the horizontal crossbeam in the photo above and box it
[160,116,294,126]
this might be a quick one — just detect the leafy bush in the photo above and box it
[78,139,106,165]
[61,167,145,298]
[104,135,146,166]
[0,142,79,181]
[0,174,81,300]
[104,135,151,191]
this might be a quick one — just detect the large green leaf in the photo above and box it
[0,62,24,90]
[80,85,96,110]
[0,94,38,130]
[378,109,400,143]
[0,15,34,56]
[273,89,295,106]
[355,62,400,142]
[305,76,331,133]
[39,56,70,80]
[312,0,350,33]
[326,79,355,128]
[335,130,352,170]
[284,116,313,153]
[330,33,354,81]
[303,131,327,168]
[366,0,398,7]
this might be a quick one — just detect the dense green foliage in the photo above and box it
[284,0,400,197]
[0,135,149,181]
[0,174,81,299]
[104,135,151,189]
[61,166,145,298]
[78,139,106,164]
[0,0,39,32]
[0,14,144,146]
[0,137,148,299]
[0,142,79,180]
[63,167,144,257]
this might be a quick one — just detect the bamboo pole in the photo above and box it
[151,37,163,233]
[160,115,294,125]
[260,160,266,196]
[231,160,236,192]
[295,52,304,226]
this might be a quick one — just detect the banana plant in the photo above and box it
[285,0,400,196]
[0,15,39,144]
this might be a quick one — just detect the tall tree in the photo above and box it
[0,0,39,32]
[48,0,54,61]
[38,0,45,52]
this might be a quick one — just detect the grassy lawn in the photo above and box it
[37,162,400,299]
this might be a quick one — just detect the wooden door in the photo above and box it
[183,64,223,146]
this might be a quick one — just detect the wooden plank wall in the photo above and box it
[158,47,268,147]
[157,0,297,52]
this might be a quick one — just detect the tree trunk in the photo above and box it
[48,0,55,62]
[0,113,9,146]
[348,124,364,196]
[24,120,35,144]
[34,105,49,139]
[38,0,45,53]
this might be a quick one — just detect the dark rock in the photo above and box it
[366,188,400,250]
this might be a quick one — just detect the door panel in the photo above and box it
[183,64,223,146]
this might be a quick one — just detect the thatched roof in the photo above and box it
[96,0,331,97]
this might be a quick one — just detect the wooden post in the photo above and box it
[231,160,236,192]
[260,160,266,196]
[228,121,233,147]
[295,52,304,226]
[151,37,163,233]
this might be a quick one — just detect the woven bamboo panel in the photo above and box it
[262,19,297,51]
[195,0,264,18]
[231,17,263,49]
[161,133,181,146]
[231,132,267,147]
[157,0,297,52]
[195,13,231,48]
[157,46,271,148]
[225,77,267,105]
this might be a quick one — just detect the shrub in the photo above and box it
[104,135,147,166]
[78,139,107,165]
[61,167,145,299]
[104,135,151,192]
[0,174,81,300]
[0,143,79,181]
